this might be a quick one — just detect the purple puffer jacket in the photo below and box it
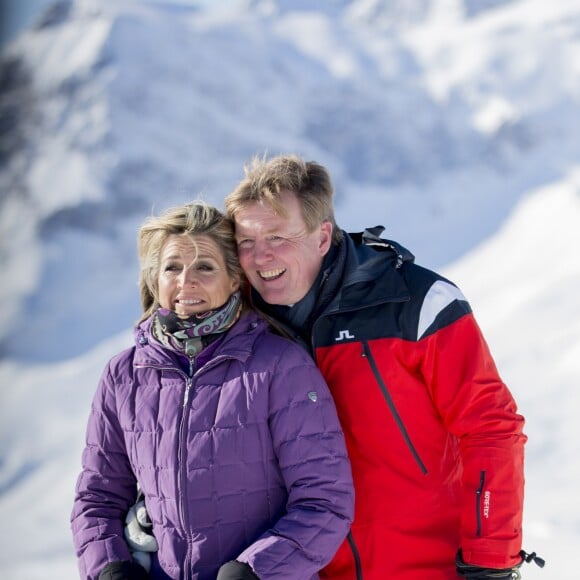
[71,310,354,580]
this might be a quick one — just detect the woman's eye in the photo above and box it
[237,239,253,248]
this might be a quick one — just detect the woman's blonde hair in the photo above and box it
[137,201,243,322]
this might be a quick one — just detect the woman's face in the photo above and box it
[158,234,240,318]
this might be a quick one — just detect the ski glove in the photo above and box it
[124,495,158,572]
[98,560,149,580]
[217,561,260,580]
[456,549,545,579]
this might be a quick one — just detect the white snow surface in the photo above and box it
[0,0,579,578]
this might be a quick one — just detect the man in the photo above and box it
[221,154,542,579]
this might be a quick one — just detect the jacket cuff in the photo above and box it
[98,560,149,580]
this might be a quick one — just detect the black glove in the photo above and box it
[98,560,149,580]
[216,560,260,580]
[456,549,545,579]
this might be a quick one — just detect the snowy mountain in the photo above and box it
[2,0,578,362]
[1,0,579,578]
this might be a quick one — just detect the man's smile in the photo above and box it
[258,268,286,281]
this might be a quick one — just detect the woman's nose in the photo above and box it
[179,267,198,286]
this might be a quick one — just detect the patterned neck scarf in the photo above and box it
[152,290,242,357]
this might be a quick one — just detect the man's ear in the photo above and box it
[319,221,333,255]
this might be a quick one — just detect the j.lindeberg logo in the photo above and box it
[335,329,355,341]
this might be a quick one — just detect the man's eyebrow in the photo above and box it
[237,224,281,236]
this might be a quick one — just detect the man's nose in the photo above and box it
[253,240,272,263]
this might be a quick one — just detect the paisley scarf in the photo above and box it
[152,290,242,357]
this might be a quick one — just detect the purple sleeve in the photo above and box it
[238,343,354,579]
[70,358,137,580]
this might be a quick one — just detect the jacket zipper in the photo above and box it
[178,358,198,580]
[135,350,241,580]
[362,341,428,475]
[347,531,363,580]
[475,470,486,537]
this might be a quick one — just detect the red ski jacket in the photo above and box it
[310,227,527,580]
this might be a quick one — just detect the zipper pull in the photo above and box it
[183,378,192,407]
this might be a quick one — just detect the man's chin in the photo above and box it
[256,286,290,306]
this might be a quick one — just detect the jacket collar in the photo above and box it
[329,226,415,311]
[133,310,267,368]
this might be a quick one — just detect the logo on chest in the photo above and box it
[334,329,355,341]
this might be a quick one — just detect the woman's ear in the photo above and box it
[230,275,241,293]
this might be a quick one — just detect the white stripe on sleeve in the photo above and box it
[417,280,466,340]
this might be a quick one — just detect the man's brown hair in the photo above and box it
[225,154,343,245]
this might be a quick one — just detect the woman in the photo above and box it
[71,202,354,580]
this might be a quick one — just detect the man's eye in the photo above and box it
[237,239,254,248]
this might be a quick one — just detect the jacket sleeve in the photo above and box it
[70,357,138,580]
[237,341,355,579]
[422,306,526,569]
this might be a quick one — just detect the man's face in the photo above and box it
[234,189,332,306]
